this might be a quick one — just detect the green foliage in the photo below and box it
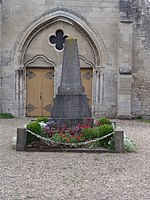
[94,125,114,137]
[138,119,150,123]
[51,133,85,144]
[0,113,15,119]
[82,128,94,140]
[136,115,143,120]
[50,124,114,148]
[107,136,115,150]
[26,121,44,143]
[83,124,114,148]
[124,135,137,152]
[83,124,114,139]
[27,121,42,134]
[93,125,114,147]
[51,133,62,142]
[36,116,49,123]
[97,117,112,126]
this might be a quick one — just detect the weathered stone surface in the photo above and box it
[52,94,91,118]
[114,128,124,153]
[16,128,27,151]
[120,0,133,23]
[51,38,91,125]
[0,1,150,119]
[57,38,85,95]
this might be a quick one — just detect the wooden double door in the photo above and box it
[26,67,92,117]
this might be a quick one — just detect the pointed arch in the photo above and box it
[24,55,56,67]
[11,8,108,69]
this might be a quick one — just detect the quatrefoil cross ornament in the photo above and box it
[49,29,68,51]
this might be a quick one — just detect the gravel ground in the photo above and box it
[0,118,150,200]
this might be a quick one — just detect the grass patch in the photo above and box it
[0,113,15,119]
[138,119,150,123]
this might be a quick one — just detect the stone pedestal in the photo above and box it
[16,128,27,151]
[114,128,124,153]
[51,38,92,125]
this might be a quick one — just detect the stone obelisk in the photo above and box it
[51,37,92,125]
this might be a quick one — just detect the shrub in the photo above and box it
[136,115,143,120]
[92,124,113,138]
[26,121,44,143]
[27,121,42,134]
[36,116,49,123]
[82,128,94,140]
[96,125,114,148]
[97,117,112,126]
[83,124,114,148]
[0,113,15,119]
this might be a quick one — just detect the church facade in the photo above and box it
[0,0,150,119]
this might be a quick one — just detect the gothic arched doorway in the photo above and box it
[11,9,108,117]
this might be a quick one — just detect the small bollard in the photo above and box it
[114,128,124,153]
[16,128,27,151]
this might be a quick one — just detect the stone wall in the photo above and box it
[0,0,150,119]
[131,0,150,118]
[0,2,2,113]
[1,0,119,117]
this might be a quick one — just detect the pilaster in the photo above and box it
[0,1,2,113]
[117,0,133,119]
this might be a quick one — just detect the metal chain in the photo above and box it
[27,129,114,147]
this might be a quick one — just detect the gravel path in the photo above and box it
[0,118,150,200]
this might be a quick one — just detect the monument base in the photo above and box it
[51,118,93,126]
[51,94,92,119]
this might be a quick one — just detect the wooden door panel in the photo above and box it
[26,67,54,117]
[42,69,54,116]
[26,68,42,116]
[81,68,92,107]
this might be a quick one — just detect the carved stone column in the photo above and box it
[117,0,133,119]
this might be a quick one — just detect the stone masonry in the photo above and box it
[0,0,150,119]
[51,38,91,125]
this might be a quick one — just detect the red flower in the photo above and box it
[60,130,63,136]
[76,135,81,141]
[66,138,70,142]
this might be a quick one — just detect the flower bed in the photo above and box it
[26,117,115,151]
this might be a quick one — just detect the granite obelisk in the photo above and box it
[51,37,92,125]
